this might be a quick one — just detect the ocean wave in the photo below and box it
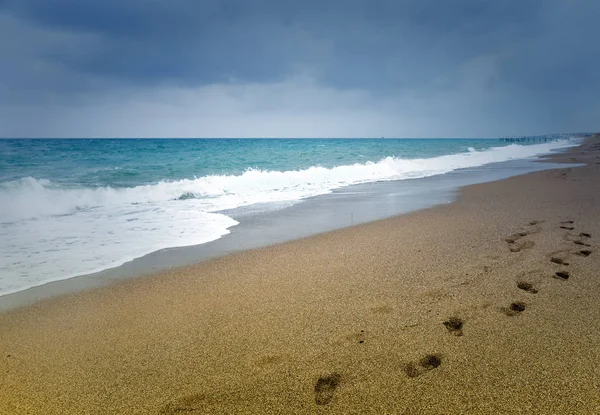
[0,139,576,223]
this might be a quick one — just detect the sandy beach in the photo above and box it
[1,136,600,414]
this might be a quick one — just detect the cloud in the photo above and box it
[0,76,398,138]
[0,69,537,139]
[0,0,599,137]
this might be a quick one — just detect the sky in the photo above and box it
[0,0,598,138]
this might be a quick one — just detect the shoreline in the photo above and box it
[0,147,581,311]
[1,135,599,414]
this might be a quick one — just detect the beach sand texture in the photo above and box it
[1,136,600,414]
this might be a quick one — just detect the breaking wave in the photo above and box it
[0,139,576,223]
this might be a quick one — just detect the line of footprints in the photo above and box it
[503,220,592,313]
[313,220,593,407]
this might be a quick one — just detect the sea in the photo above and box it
[0,138,579,298]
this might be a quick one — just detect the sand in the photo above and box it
[1,136,600,414]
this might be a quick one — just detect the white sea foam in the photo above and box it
[0,139,577,295]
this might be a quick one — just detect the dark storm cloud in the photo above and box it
[0,0,547,88]
[0,0,598,137]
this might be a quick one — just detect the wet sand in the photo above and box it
[1,136,600,414]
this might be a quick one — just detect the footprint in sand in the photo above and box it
[554,271,570,280]
[550,257,569,266]
[576,250,592,257]
[509,240,535,253]
[506,230,533,242]
[505,224,539,252]
[420,354,442,370]
[403,362,421,378]
[580,232,592,238]
[559,220,576,230]
[443,317,464,336]
[314,373,342,405]
[505,230,531,244]
[574,240,592,247]
[517,282,538,294]
[403,354,442,378]
[505,235,522,244]
[502,301,526,316]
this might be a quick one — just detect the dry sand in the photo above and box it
[1,136,600,414]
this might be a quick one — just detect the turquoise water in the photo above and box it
[0,138,578,295]
[2,138,507,187]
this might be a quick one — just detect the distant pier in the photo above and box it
[499,135,549,143]
[499,133,575,143]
